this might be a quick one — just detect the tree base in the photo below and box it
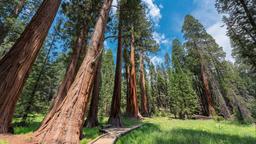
[84,118,99,128]
[108,116,123,128]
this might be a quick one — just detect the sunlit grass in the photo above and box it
[117,117,256,144]
[0,140,7,144]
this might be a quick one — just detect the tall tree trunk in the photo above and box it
[108,6,123,127]
[128,31,142,119]
[0,0,61,134]
[139,55,149,117]
[125,59,132,115]
[38,24,88,129]
[200,63,216,116]
[0,0,27,46]
[34,0,112,143]
[21,33,57,125]
[85,42,103,128]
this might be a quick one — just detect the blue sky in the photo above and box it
[109,0,234,65]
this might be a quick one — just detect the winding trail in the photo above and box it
[89,125,142,144]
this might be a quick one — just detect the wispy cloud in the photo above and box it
[151,56,164,65]
[142,0,162,25]
[153,32,171,46]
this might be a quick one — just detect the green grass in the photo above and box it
[117,117,256,144]
[12,114,44,134]
[9,115,254,144]
[0,140,7,144]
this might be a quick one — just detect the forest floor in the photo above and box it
[0,115,255,144]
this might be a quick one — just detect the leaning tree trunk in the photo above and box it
[0,0,61,134]
[200,63,216,117]
[0,0,27,46]
[85,42,103,128]
[38,24,88,129]
[128,31,142,119]
[208,71,231,119]
[108,7,123,127]
[139,55,149,117]
[34,0,113,143]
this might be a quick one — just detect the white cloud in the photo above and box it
[207,23,234,63]
[192,0,234,62]
[151,56,163,65]
[153,32,171,45]
[142,0,162,25]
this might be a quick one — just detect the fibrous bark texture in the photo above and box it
[34,0,113,143]
[38,24,87,129]
[200,64,216,116]
[139,55,149,117]
[85,46,103,128]
[127,31,142,119]
[108,14,123,127]
[0,0,61,133]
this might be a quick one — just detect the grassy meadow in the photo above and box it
[0,115,254,144]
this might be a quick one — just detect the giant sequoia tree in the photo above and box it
[34,0,113,143]
[38,0,100,130]
[182,15,231,117]
[0,0,61,133]
[108,0,124,127]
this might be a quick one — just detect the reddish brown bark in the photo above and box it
[108,10,123,127]
[0,0,61,134]
[85,45,103,128]
[200,64,216,117]
[34,0,113,143]
[127,31,142,119]
[125,59,132,115]
[139,55,149,117]
[38,24,88,129]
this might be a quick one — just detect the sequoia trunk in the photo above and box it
[85,42,103,128]
[128,31,142,119]
[139,55,149,116]
[0,0,61,133]
[34,0,112,143]
[108,6,123,127]
[38,24,88,129]
[200,63,216,116]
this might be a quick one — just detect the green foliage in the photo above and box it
[99,49,115,116]
[216,0,256,69]
[169,71,199,119]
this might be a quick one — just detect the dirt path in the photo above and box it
[89,125,142,144]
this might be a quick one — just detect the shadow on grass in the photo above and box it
[155,128,256,144]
